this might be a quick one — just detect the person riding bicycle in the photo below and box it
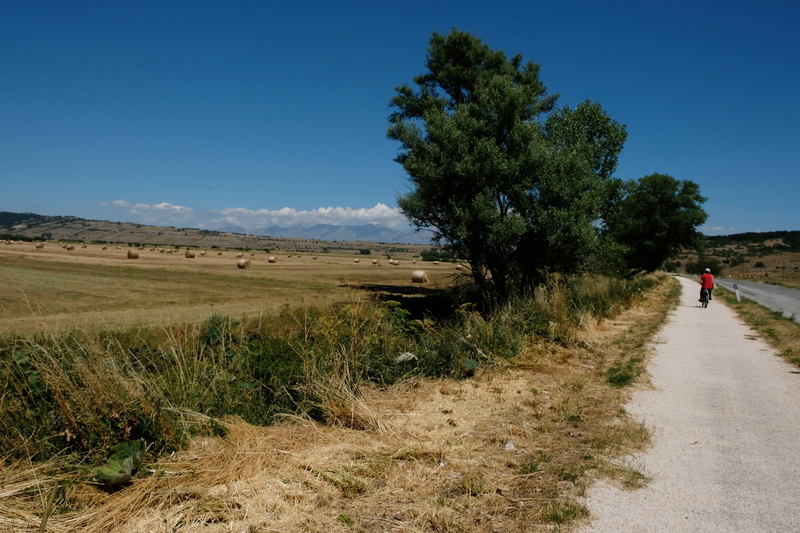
[700,268,715,302]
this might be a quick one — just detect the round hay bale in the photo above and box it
[217,252,223,256]
[65,245,75,251]
[432,261,439,265]
[237,258,251,269]
[159,249,165,253]
[237,253,244,258]
[115,246,121,249]
[353,258,360,263]
[127,250,139,259]
[200,251,206,256]
[268,256,277,263]
[412,259,417,264]
[411,270,429,283]
[185,251,196,258]
[313,256,318,260]
[372,259,378,265]
[81,245,87,249]
[35,243,44,249]
[102,246,108,250]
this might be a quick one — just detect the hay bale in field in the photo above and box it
[217,252,223,256]
[81,245,87,249]
[115,246,121,249]
[102,246,108,250]
[200,251,206,256]
[372,259,378,265]
[237,258,251,269]
[313,256,317,260]
[237,253,244,258]
[159,249,165,253]
[66,245,75,250]
[411,270,429,283]
[35,243,44,249]
[250,253,255,257]
[268,256,277,263]
[185,251,196,258]
[353,258,360,263]
[432,261,439,265]
[127,250,139,259]
[412,259,417,264]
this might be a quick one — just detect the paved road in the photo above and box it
[581,276,800,532]
[715,277,800,323]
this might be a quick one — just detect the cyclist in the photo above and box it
[699,268,715,302]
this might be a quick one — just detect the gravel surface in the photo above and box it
[581,276,800,532]
[715,277,800,323]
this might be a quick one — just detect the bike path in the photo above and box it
[581,276,800,532]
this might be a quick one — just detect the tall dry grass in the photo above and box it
[0,273,659,529]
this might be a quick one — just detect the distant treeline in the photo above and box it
[0,233,44,242]
[0,211,73,228]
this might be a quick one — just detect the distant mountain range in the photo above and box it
[256,224,431,244]
[204,222,431,244]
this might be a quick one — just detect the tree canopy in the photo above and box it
[605,173,707,273]
[388,30,626,301]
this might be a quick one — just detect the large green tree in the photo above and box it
[388,30,626,301]
[605,173,707,273]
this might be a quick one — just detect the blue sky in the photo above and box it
[1,0,798,234]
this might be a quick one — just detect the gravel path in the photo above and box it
[715,277,800,323]
[581,276,800,532]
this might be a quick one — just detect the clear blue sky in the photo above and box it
[1,0,798,234]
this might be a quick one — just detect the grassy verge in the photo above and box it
[0,274,675,532]
[716,288,800,367]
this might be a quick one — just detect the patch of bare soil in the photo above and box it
[2,279,677,533]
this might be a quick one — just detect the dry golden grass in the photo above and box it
[716,287,800,368]
[0,243,459,334]
[0,277,678,532]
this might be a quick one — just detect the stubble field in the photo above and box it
[0,241,457,335]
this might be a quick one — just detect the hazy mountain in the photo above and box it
[253,224,432,244]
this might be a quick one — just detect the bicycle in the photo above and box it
[700,288,710,308]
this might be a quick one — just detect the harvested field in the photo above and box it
[0,243,457,334]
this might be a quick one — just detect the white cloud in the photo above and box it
[214,203,407,229]
[100,199,195,226]
[100,200,408,232]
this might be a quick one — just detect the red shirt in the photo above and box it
[700,273,715,289]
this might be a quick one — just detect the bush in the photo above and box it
[685,257,725,276]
